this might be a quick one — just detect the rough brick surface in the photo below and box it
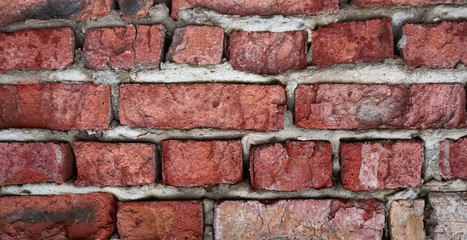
[312,18,394,66]
[353,0,465,7]
[117,201,203,239]
[84,25,165,70]
[118,0,154,19]
[167,26,224,65]
[390,200,425,240]
[0,193,116,239]
[0,142,74,185]
[427,192,467,240]
[228,31,307,74]
[0,83,110,130]
[402,21,467,69]
[0,0,112,24]
[172,0,338,18]
[440,138,467,179]
[215,199,385,239]
[295,84,467,129]
[250,141,332,191]
[0,28,75,73]
[162,140,242,187]
[341,140,424,191]
[120,84,286,130]
[74,142,156,186]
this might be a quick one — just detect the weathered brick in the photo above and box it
[215,199,385,239]
[341,140,424,191]
[295,84,466,129]
[172,0,338,18]
[0,0,112,25]
[0,83,110,130]
[118,0,154,19]
[117,201,203,239]
[120,84,286,130]
[402,21,467,69]
[312,18,394,66]
[353,0,465,7]
[74,142,156,186]
[0,28,74,73]
[0,142,74,185]
[167,26,224,65]
[250,141,332,191]
[427,192,467,240]
[162,140,242,187]
[440,137,467,179]
[0,193,116,239]
[84,25,165,70]
[390,200,425,240]
[228,31,307,74]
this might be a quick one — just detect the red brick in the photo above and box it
[295,84,466,129]
[118,0,153,19]
[0,193,116,239]
[0,28,75,73]
[172,0,338,18]
[341,140,424,191]
[0,142,74,185]
[84,25,165,70]
[120,84,286,130]
[162,140,242,187]
[402,21,467,70]
[353,0,464,7]
[228,31,307,74]
[0,0,112,25]
[312,18,394,66]
[0,83,110,130]
[215,199,385,239]
[167,26,224,65]
[440,137,467,179]
[250,141,332,191]
[74,142,156,186]
[117,201,203,239]
[389,200,425,240]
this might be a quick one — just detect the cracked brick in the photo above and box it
[440,137,467,179]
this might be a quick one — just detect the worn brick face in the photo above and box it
[162,140,242,187]
[0,83,110,130]
[390,200,425,240]
[120,84,286,130]
[0,193,116,240]
[118,0,154,19]
[427,192,467,240]
[353,0,464,7]
[0,28,75,73]
[250,141,332,191]
[440,138,467,179]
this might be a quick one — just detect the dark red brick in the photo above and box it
[353,0,464,7]
[0,142,74,185]
[120,84,286,130]
[0,193,116,239]
[74,142,156,186]
[341,140,424,191]
[84,25,165,70]
[0,83,111,130]
[228,31,307,74]
[312,18,394,66]
[0,28,75,73]
[118,0,154,19]
[0,0,112,25]
[295,84,466,129]
[250,141,332,191]
[117,201,203,239]
[402,21,467,69]
[440,137,467,179]
[162,140,242,187]
[167,26,224,65]
[172,0,338,18]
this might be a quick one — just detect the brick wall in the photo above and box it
[0,0,466,239]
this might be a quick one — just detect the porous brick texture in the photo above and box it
[353,0,464,7]
[250,141,333,191]
[341,140,424,190]
[427,192,467,240]
[0,28,75,73]
[0,193,116,239]
[390,200,425,240]
[215,199,385,239]
[120,84,286,130]
[118,0,154,19]
[162,140,243,186]
[440,137,467,179]
[0,83,110,130]
[0,142,74,185]
[117,201,203,239]
[74,142,156,186]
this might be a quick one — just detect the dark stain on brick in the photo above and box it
[5,205,95,223]
[120,0,147,17]
[23,0,84,20]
